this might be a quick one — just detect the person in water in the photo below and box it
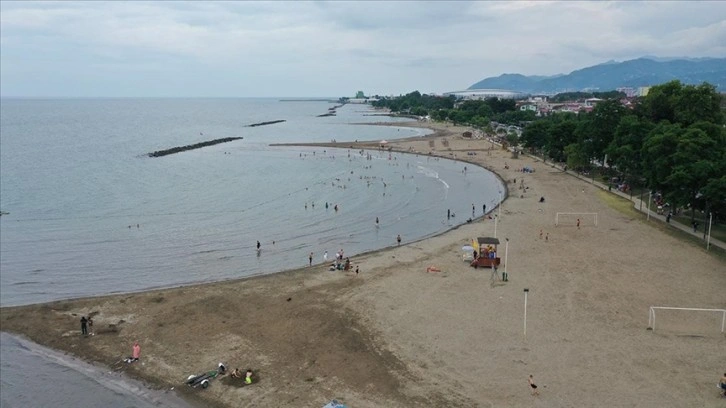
[256,241,261,251]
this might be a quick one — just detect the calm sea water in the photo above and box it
[0,98,504,406]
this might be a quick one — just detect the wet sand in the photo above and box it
[2,121,725,407]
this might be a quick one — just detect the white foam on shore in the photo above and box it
[3,332,198,408]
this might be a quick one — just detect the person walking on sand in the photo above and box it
[323,251,328,262]
[397,234,402,246]
[576,218,581,229]
[539,229,543,239]
[718,373,726,397]
[528,374,539,396]
[80,316,88,336]
[545,233,549,242]
[87,316,94,335]
[309,252,313,266]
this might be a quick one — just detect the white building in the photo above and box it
[443,89,527,100]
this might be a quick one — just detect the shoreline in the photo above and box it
[2,119,725,407]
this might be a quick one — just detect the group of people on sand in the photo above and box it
[80,315,94,336]
[230,367,255,385]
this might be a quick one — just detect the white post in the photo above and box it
[504,238,509,279]
[706,212,713,250]
[498,190,502,219]
[722,310,725,333]
[524,288,529,338]
[646,191,651,221]
[494,216,498,238]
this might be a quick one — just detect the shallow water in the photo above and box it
[0,98,503,406]
[0,332,197,408]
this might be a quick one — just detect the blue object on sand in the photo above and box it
[322,399,347,408]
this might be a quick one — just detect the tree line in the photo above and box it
[520,81,725,222]
[370,82,725,222]
[371,91,535,127]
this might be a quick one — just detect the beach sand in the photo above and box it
[2,121,725,407]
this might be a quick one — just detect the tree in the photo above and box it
[674,83,723,126]
[520,120,551,150]
[545,117,578,162]
[642,123,725,223]
[564,143,589,171]
[587,99,627,163]
[606,115,653,189]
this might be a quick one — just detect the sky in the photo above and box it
[1,1,725,97]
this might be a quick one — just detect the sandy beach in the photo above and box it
[2,121,725,408]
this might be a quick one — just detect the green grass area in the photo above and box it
[672,214,726,243]
[596,190,725,258]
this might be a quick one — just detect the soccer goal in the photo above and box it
[648,306,726,334]
[555,212,598,227]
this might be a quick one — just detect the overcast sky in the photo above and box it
[1,1,724,97]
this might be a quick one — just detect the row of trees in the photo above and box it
[371,91,532,126]
[519,81,725,221]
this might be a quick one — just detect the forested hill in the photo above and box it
[468,57,726,93]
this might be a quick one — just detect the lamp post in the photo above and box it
[503,238,509,282]
[494,215,498,238]
[647,191,651,221]
[707,212,713,250]
[523,288,529,338]
[498,190,503,218]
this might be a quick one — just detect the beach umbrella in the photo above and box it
[462,245,474,252]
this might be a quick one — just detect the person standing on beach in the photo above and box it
[323,251,328,262]
[397,234,402,246]
[309,252,313,266]
[576,218,581,229]
[528,374,539,395]
[482,204,486,215]
[472,204,475,217]
[80,316,88,336]
[125,341,141,363]
[87,316,94,335]
[447,209,451,219]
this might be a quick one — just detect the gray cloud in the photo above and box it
[1,1,724,97]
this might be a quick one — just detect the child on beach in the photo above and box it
[528,374,539,395]
[124,340,141,363]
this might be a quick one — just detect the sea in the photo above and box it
[0,98,504,407]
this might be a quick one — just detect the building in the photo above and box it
[443,89,528,100]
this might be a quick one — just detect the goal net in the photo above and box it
[648,307,726,334]
[555,212,598,227]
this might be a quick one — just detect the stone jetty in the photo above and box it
[148,137,243,157]
[247,120,286,127]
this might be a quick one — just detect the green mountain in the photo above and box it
[468,57,726,94]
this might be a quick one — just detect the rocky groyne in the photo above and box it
[148,137,243,157]
[247,120,286,127]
